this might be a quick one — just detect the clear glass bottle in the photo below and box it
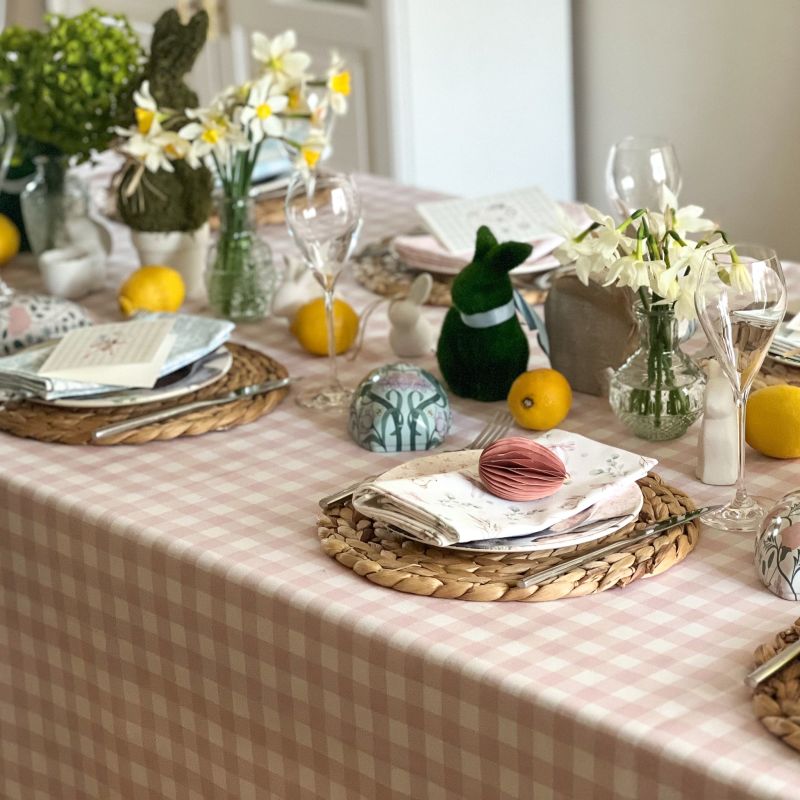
[206,196,276,322]
[608,302,705,440]
[20,154,90,256]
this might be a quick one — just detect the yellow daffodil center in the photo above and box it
[164,143,180,158]
[135,107,155,135]
[302,147,321,169]
[202,128,220,144]
[330,71,351,96]
[256,103,273,120]
[269,55,285,74]
[288,87,302,110]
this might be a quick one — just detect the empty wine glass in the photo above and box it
[285,170,362,410]
[606,136,682,217]
[695,244,787,532]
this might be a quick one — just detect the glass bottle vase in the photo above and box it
[608,302,705,440]
[206,196,276,322]
[20,154,91,256]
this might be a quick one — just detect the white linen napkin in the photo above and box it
[352,430,657,547]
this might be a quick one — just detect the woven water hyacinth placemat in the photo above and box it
[754,358,800,390]
[0,343,288,446]
[318,473,699,602]
[751,619,800,753]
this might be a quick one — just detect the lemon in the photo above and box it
[746,385,800,458]
[290,297,358,356]
[507,368,573,431]
[118,265,185,317]
[0,213,21,266]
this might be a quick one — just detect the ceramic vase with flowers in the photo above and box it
[555,196,747,440]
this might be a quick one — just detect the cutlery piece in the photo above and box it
[517,505,718,588]
[744,638,800,689]
[91,376,290,441]
[318,410,513,511]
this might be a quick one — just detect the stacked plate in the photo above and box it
[768,323,800,367]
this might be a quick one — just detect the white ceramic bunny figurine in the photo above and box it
[389,273,435,358]
[696,358,738,485]
[272,256,320,319]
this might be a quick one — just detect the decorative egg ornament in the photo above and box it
[478,437,567,501]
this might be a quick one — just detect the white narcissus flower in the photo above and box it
[133,81,160,136]
[603,254,652,291]
[119,133,174,173]
[240,78,288,143]
[293,127,328,176]
[326,52,350,115]
[651,187,716,238]
[252,30,311,90]
[180,107,248,164]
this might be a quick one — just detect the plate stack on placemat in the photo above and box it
[318,473,699,602]
[0,343,288,445]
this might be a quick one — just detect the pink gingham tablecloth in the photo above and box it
[2,171,800,800]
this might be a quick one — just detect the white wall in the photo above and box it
[388,0,574,200]
[572,0,800,260]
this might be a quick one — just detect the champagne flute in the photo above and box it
[285,170,362,410]
[605,136,681,217]
[695,244,787,532]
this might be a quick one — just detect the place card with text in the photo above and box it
[38,318,175,388]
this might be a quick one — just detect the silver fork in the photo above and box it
[318,409,513,510]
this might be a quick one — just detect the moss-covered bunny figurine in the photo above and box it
[117,9,213,232]
[436,226,532,401]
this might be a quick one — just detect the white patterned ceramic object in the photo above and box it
[349,363,451,452]
[0,293,91,355]
[755,491,800,601]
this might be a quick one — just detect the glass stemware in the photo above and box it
[0,103,17,306]
[285,170,362,410]
[605,136,682,217]
[695,244,787,532]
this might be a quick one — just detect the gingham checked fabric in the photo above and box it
[2,172,800,799]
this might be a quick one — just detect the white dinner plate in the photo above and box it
[37,348,233,408]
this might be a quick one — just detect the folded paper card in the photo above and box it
[0,313,234,399]
[38,319,175,389]
[416,187,564,254]
[352,429,657,547]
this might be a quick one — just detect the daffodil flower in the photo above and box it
[119,132,174,173]
[326,52,350,115]
[132,81,160,136]
[240,78,288,143]
[292,127,328,176]
[252,30,311,91]
[180,107,248,164]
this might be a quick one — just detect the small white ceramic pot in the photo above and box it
[38,245,106,299]
[131,222,210,302]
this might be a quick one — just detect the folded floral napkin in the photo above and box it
[352,430,657,547]
[0,313,234,400]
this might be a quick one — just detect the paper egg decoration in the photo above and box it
[478,437,567,501]
[349,363,451,452]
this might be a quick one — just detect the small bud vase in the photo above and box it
[206,196,276,321]
[608,301,705,440]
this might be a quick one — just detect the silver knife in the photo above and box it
[91,376,291,442]
[744,637,800,689]
[517,505,717,589]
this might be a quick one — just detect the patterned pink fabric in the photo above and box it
[2,171,799,799]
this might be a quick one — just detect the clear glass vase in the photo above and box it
[206,196,276,322]
[608,302,705,440]
[20,154,90,256]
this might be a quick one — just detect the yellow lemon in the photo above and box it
[746,385,800,458]
[507,368,573,431]
[290,297,358,356]
[0,213,21,266]
[118,265,185,317]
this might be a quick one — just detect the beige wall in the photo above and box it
[5,0,45,27]
[573,0,800,260]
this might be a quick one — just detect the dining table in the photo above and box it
[2,169,800,800]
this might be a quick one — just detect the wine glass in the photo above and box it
[605,136,682,217]
[695,244,787,532]
[285,170,362,410]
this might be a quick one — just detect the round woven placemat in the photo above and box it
[751,618,800,753]
[318,472,698,601]
[754,358,800,390]
[0,343,289,446]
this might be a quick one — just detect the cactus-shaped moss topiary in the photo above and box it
[118,9,213,232]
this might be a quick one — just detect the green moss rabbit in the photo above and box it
[118,9,212,232]
[436,226,532,401]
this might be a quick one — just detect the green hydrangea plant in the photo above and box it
[0,8,144,158]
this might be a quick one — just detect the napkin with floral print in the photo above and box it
[352,429,657,547]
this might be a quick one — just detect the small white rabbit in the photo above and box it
[272,256,320,319]
[389,273,435,358]
[696,358,738,485]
